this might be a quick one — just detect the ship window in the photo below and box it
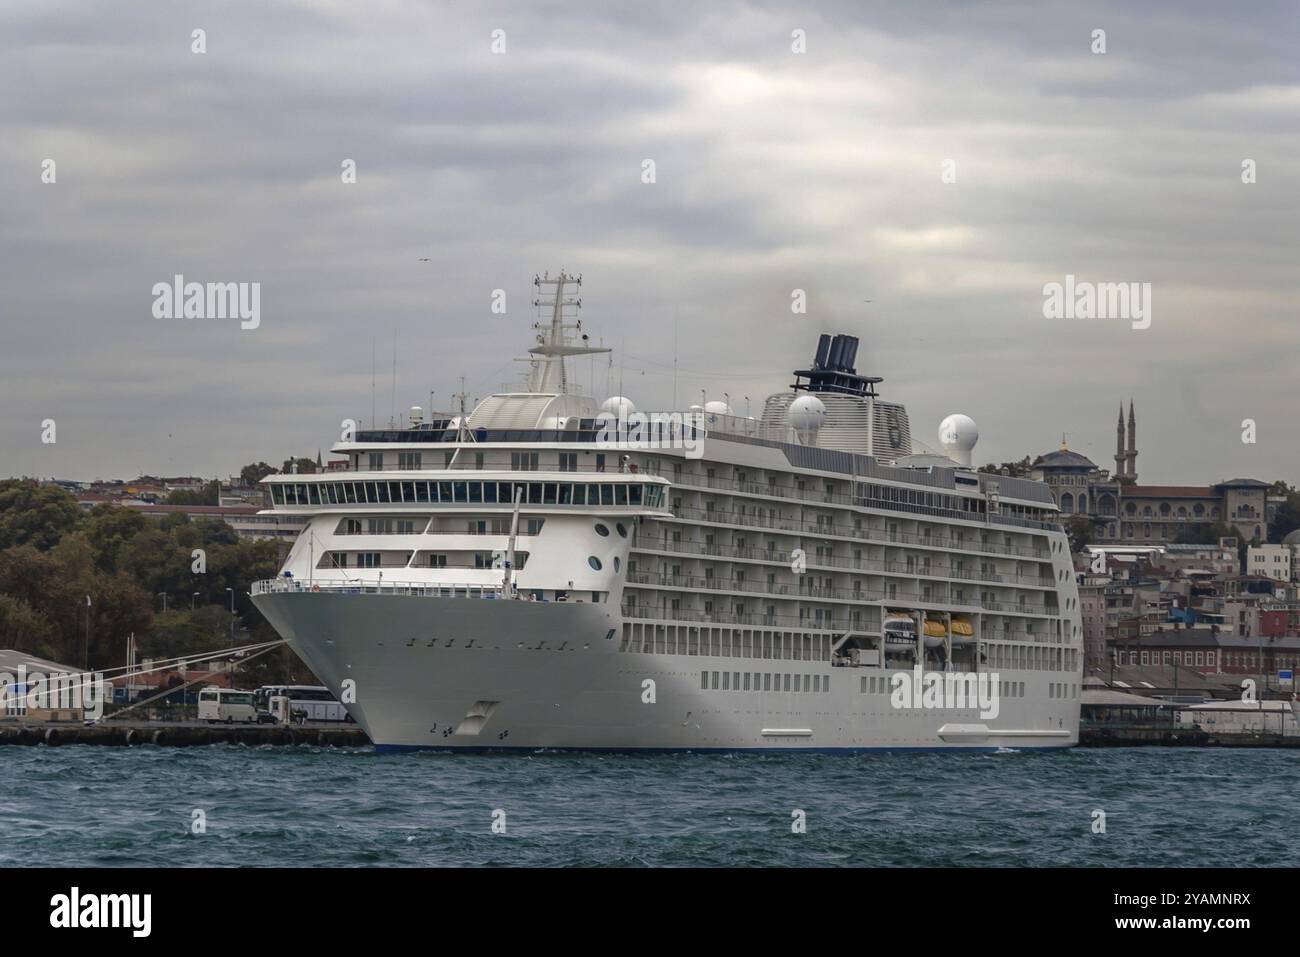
[271,485,285,505]
[588,556,602,571]
[629,485,642,505]
[701,672,708,689]
[595,523,610,537]
[402,482,416,502]
[616,522,628,538]
[764,673,772,691]
[783,674,791,692]
[439,482,452,503]
[483,482,496,504]
[613,557,621,573]
[601,484,614,505]
[558,484,572,505]
[543,483,558,504]
[615,485,628,506]
[416,482,430,503]
[468,482,482,504]
[572,485,586,506]
[586,484,600,504]
[450,482,465,503]
[722,672,730,690]
[526,482,541,504]
[375,482,391,504]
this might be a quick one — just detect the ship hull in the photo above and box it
[252,591,1079,752]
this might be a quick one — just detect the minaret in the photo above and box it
[1114,403,1126,477]
[1125,400,1138,481]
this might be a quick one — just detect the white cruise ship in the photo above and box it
[251,272,1083,752]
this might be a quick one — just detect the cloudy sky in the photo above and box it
[3,0,1296,485]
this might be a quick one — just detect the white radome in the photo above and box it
[788,394,827,431]
[703,400,733,417]
[600,396,636,418]
[938,413,978,465]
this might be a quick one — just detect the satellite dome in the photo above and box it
[703,400,733,417]
[938,414,979,466]
[600,395,636,418]
[788,394,827,431]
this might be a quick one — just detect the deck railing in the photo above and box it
[252,578,506,600]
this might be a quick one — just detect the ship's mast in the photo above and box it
[527,271,610,394]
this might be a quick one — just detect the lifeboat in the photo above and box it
[922,619,947,648]
[882,616,916,644]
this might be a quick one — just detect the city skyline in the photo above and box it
[3,0,1297,483]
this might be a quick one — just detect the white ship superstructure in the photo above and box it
[252,272,1083,751]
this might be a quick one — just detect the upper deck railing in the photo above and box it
[252,578,506,600]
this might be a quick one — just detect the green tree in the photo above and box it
[1269,483,1300,543]
[84,503,148,573]
[165,480,219,506]
[0,594,57,658]
[240,462,276,485]
[1066,515,1096,554]
[0,480,82,550]
[978,457,1032,477]
[281,457,318,475]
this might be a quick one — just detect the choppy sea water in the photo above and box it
[3,745,1296,867]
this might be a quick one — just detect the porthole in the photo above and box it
[594,523,610,537]
[613,556,621,572]
[616,522,628,538]
[588,556,603,571]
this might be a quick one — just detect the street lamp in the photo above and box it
[157,592,168,612]
[225,587,236,644]
[83,594,92,671]
[191,592,200,610]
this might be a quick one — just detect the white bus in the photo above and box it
[253,685,351,723]
[197,687,257,723]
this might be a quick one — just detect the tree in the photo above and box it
[978,457,1032,477]
[0,594,57,659]
[1269,483,1300,543]
[240,462,276,486]
[0,480,82,550]
[84,503,148,573]
[165,480,219,506]
[1066,515,1096,554]
[281,457,318,475]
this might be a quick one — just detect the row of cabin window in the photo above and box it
[860,676,1028,698]
[701,671,829,693]
[325,551,517,569]
[339,518,545,535]
[272,480,664,508]
[367,452,594,471]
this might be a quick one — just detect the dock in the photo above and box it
[1081,725,1300,748]
[0,720,371,748]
